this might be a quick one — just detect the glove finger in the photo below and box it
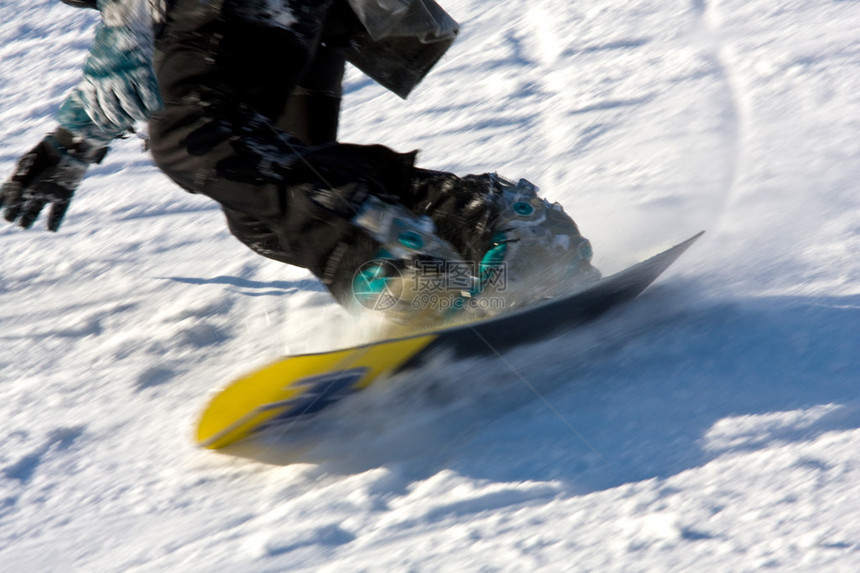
[47,198,71,232]
[5,144,55,192]
[1,181,24,222]
[17,197,48,229]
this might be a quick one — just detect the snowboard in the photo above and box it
[196,231,704,449]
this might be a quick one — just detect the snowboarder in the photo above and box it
[0,0,597,324]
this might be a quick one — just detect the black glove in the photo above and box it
[1,128,106,231]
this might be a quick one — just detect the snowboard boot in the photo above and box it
[349,196,481,328]
[347,175,599,328]
[473,175,600,310]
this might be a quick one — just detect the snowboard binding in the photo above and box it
[477,175,600,309]
[349,176,600,329]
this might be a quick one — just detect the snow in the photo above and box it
[1,0,858,570]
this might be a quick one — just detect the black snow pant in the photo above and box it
[148,0,497,304]
[148,0,418,303]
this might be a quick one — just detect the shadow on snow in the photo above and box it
[216,285,860,498]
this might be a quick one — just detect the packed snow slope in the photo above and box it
[1,0,858,570]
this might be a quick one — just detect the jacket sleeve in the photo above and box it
[56,0,163,146]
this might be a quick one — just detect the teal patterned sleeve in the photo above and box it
[57,0,162,145]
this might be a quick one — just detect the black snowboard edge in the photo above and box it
[398,231,704,371]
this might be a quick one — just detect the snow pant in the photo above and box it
[148,0,413,303]
[148,0,497,304]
